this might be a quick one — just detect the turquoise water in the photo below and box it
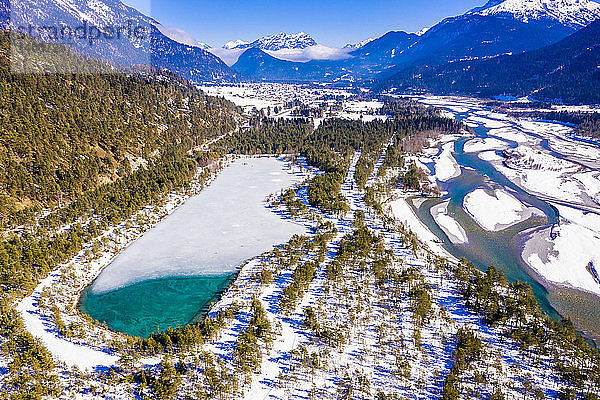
[412,114,561,319]
[410,102,600,342]
[413,178,558,319]
[79,274,234,338]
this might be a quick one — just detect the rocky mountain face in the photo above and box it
[5,0,237,82]
[223,32,317,51]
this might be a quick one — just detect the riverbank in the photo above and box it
[463,188,544,231]
[517,225,600,346]
[387,194,459,263]
[408,95,600,341]
[430,200,468,244]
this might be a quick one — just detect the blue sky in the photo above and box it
[123,0,489,47]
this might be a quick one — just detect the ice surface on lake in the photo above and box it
[91,157,305,294]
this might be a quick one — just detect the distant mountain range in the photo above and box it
[4,0,237,83]
[230,0,600,85]
[3,0,600,97]
[211,32,349,65]
[230,31,421,82]
[385,18,600,103]
[471,0,600,27]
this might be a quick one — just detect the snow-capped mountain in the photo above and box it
[343,37,376,50]
[385,18,600,103]
[7,0,235,82]
[471,0,600,27]
[232,0,600,83]
[223,39,251,50]
[223,32,317,51]
[213,32,348,66]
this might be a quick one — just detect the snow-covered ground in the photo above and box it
[430,201,468,244]
[199,83,352,116]
[522,205,600,297]
[463,137,507,153]
[523,222,600,297]
[236,149,561,399]
[334,112,391,122]
[388,196,457,262]
[463,188,543,231]
[15,155,313,372]
[434,142,462,182]
[7,93,598,398]
[343,100,384,112]
[16,271,119,370]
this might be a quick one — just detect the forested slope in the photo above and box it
[0,32,240,228]
[384,19,600,104]
[0,32,243,398]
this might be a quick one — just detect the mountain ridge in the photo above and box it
[223,32,317,51]
[384,18,600,103]
[469,0,600,27]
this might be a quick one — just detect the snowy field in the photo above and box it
[334,112,391,122]
[463,188,543,231]
[523,204,600,297]
[389,196,458,261]
[435,142,462,181]
[91,157,306,294]
[199,85,282,112]
[430,201,468,244]
[463,137,507,152]
[199,83,351,115]
[343,100,384,112]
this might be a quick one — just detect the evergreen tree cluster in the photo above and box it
[221,99,461,214]
[0,33,240,399]
[452,259,600,398]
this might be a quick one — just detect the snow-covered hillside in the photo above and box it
[9,0,235,81]
[342,37,376,50]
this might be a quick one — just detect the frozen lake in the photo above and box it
[90,156,306,294]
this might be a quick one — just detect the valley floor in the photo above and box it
[2,91,599,399]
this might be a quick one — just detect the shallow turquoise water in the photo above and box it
[79,274,234,338]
